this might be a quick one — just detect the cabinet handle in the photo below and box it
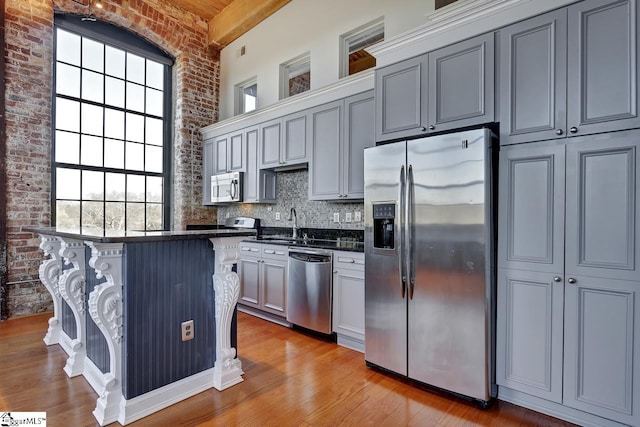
[555,129,563,135]
[428,125,435,131]
[264,249,275,254]
[420,126,427,132]
[568,278,577,284]
[333,270,337,274]
[569,127,578,133]
[553,276,562,282]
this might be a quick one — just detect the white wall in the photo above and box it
[218,0,435,120]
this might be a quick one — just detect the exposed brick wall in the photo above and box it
[3,0,219,318]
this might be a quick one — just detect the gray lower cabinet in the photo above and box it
[238,242,287,317]
[259,111,308,169]
[497,131,640,425]
[332,251,365,352]
[309,91,374,200]
[243,126,276,203]
[375,32,494,143]
[500,0,640,145]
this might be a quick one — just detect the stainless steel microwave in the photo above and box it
[211,171,243,203]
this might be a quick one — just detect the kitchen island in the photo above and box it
[27,226,256,426]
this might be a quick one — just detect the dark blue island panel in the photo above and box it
[85,245,110,373]
[121,238,236,399]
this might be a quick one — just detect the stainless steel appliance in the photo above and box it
[211,171,243,203]
[287,248,333,334]
[364,128,496,405]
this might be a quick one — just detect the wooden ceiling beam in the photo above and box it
[208,0,291,48]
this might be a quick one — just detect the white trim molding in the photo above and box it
[367,0,576,68]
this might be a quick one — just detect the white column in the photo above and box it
[38,235,63,345]
[86,241,124,427]
[210,236,246,391]
[58,237,87,377]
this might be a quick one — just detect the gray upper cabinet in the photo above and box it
[309,100,343,200]
[375,33,495,143]
[499,9,568,145]
[375,54,429,142]
[497,131,640,426]
[500,0,640,145]
[343,91,375,199]
[309,91,374,201]
[213,131,244,174]
[567,0,640,136]
[259,118,282,168]
[243,126,276,204]
[282,111,309,165]
[259,112,308,169]
[428,32,494,133]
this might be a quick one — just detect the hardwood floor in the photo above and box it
[0,311,576,427]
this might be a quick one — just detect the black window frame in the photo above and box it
[52,14,174,231]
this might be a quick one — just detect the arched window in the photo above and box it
[53,14,173,231]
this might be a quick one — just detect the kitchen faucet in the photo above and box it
[289,207,298,239]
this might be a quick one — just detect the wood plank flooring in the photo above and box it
[0,311,576,426]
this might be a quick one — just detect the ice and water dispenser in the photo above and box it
[372,203,395,249]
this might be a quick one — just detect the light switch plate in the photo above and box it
[333,213,340,223]
[275,212,281,220]
[345,212,352,222]
[354,211,362,222]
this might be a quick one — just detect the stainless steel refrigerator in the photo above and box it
[364,128,496,405]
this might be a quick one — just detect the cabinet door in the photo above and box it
[202,138,215,205]
[496,268,564,403]
[332,268,365,340]
[238,256,260,308]
[498,142,565,274]
[243,127,259,202]
[563,274,640,425]
[565,132,639,282]
[260,119,281,168]
[375,54,429,142]
[343,91,374,199]
[428,32,495,133]
[261,258,287,317]
[214,134,228,174]
[229,132,244,171]
[567,0,640,136]
[309,100,343,200]
[499,9,568,145]
[283,111,308,165]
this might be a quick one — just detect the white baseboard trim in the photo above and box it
[336,334,365,353]
[117,368,216,425]
[498,386,628,427]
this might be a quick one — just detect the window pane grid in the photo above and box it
[54,26,168,232]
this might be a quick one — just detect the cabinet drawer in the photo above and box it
[261,245,287,260]
[239,243,261,255]
[333,251,364,271]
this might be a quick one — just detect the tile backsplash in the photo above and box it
[216,169,364,229]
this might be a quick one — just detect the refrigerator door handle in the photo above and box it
[407,164,416,300]
[399,165,406,298]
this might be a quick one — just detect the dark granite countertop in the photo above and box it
[25,226,256,243]
[245,236,364,253]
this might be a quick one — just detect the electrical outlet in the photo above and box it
[181,320,194,342]
[354,211,362,222]
[275,212,281,220]
[225,212,230,218]
[345,212,352,223]
[333,212,340,223]
[267,206,273,212]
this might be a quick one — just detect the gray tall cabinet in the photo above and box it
[497,0,640,425]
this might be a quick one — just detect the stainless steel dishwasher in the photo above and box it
[287,248,333,334]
